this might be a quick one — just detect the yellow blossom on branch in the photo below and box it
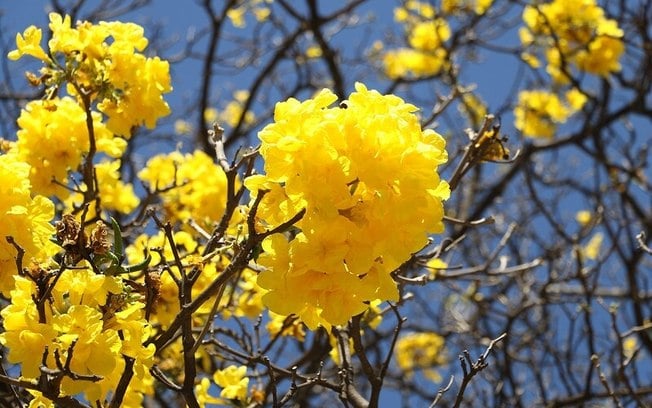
[7,25,49,61]
[442,0,493,15]
[582,232,604,260]
[223,90,255,126]
[395,331,447,381]
[0,274,155,405]
[9,13,172,137]
[514,88,587,138]
[213,365,249,401]
[12,97,122,199]
[0,154,57,295]
[576,210,593,226]
[246,83,449,329]
[520,0,624,81]
[226,0,273,28]
[381,1,451,79]
[138,150,231,228]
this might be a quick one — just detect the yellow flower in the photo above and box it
[402,1,435,19]
[174,119,193,135]
[565,88,588,111]
[306,44,323,58]
[99,55,172,136]
[575,210,593,226]
[227,1,272,27]
[52,269,122,309]
[582,232,603,260]
[248,83,449,328]
[383,48,448,79]
[0,277,57,378]
[426,258,448,279]
[195,377,225,407]
[96,160,140,213]
[408,20,451,51]
[27,391,55,408]
[213,365,249,401]
[12,97,121,198]
[227,7,247,27]
[1,270,154,404]
[442,0,493,14]
[266,311,306,341]
[379,2,452,79]
[47,13,81,54]
[253,7,271,22]
[458,91,488,128]
[381,4,451,79]
[204,107,219,123]
[520,0,624,79]
[623,336,638,359]
[124,230,227,329]
[514,88,585,138]
[0,154,57,295]
[233,269,267,318]
[12,13,172,138]
[8,26,50,61]
[212,90,255,128]
[329,331,354,365]
[138,150,231,227]
[395,332,446,381]
[53,305,121,377]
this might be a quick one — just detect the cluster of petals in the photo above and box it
[0,14,174,406]
[0,154,57,294]
[441,0,493,14]
[12,97,121,199]
[382,1,451,79]
[138,150,232,228]
[125,230,232,329]
[0,271,155,406]
[9,13,171,137]
[514,88,587,138]
[245,83,449,328]
[520,0,625,80]
[395,331,446,381]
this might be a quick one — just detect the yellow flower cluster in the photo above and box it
[441,0,493,15]
[266,312,306,341]
[582,232,604,260]
[8,13,170,202]
[226,0,272,28]
[246,83,449,329]
[514,88,587,138]
[94,160,141,213]
[205,90,256,128]
[10,13,171,136]
[0,154,58,294]
[138,150,231,228]
[194,365,250,407]
[520,0,624,80]
[1,15,174,406]
[12,97,121,199]
[0,271,155,406]
[60,159,140,218]
[576,210,593,226]
[231,269,267,318]
[125,230,235,329]
[395,332,446,381]
[383,1,451,79]
[213,365,249,400]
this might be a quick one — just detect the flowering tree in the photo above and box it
[0,1,650,407]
